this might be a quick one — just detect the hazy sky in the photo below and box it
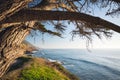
[26,8,120,49]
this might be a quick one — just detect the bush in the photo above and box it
[19,60,69,80]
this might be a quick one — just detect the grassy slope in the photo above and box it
[1,56,79,80]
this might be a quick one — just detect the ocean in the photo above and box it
[33,49,120,80]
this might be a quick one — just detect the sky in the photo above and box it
[26,6,120,49]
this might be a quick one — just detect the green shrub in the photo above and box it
[19,62,69,80]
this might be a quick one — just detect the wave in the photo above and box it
[65,57,120,76]
[35,50,120,80]
[47,58,63,64]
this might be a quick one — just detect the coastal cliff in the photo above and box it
[1,41,79,80]
[1,56,79,80]
[20,40,39,52]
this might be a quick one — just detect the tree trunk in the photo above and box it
[0,24,31,78]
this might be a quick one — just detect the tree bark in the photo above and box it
[0,24,31,78]
[0,0,32,21]
[2,10,120,33]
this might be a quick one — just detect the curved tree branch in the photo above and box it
[0,0,32,21]
[2,10,120,33]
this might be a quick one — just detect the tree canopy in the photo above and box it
[0,0,120,40]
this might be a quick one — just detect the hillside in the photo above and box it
[20,40,39,53]
[1,56,79,80]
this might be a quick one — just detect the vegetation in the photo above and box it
[1,56,79,80]
[20,63,69,80]
[0,0,120,77]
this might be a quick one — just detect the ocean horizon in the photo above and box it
[33,49,120,80]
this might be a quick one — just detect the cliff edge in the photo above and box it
[1,56,79,80]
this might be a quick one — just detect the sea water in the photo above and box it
[33,49,120,80]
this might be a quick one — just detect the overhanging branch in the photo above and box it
[0,0,32,21]
[2,10,120,33]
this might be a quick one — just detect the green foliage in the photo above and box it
[34,22,61,37]
[19,61,69,80]
[1,57,79,80]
